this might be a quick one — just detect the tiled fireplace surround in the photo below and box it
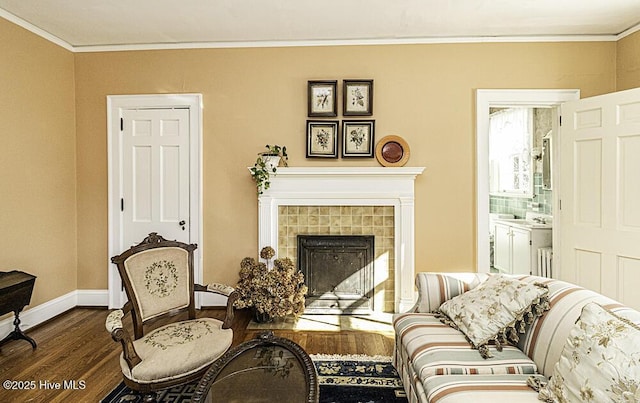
[279,205,395,311]
[258,167,424,313]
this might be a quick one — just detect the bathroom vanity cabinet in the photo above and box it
[493,222,552,276]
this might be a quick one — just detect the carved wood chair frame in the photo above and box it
[107,232,239,394]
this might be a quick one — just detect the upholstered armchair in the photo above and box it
[105,232,239,400]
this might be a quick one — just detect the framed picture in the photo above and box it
[308,80,337,117]
[306,120,339,158]
[343,79,373,116]
[342,120,375,158]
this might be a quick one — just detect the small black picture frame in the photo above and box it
[342,120,375,158]
[343,79,373,116]
[306,120,339,158]
[308,80,337,117]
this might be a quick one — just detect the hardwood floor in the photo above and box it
[0,307,395,402]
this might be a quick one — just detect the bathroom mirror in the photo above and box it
[542,134,552,190]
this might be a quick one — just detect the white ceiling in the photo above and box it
[1,0,640,52]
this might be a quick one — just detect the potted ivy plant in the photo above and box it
[250,144,288,195]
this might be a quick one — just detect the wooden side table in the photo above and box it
[0,270,37,349]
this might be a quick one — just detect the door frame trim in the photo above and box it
[476,89,580,273]
[107,94,203,309]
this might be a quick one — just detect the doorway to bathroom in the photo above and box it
[476,89,581,274]
[488,106,553,274]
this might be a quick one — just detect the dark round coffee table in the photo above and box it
[192,331,319,402]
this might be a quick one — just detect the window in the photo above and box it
[489,108,533,196]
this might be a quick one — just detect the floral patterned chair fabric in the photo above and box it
[106,232,239,396]
[123,247,191,322]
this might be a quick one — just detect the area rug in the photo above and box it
[313,354,408,403]
[102,354,407,403]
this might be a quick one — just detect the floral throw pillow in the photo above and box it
[438,274,550,358]
[533,303,640,402]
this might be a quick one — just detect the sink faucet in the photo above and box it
[532,217,545,224]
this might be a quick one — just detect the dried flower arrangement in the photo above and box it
[234,246,308,321]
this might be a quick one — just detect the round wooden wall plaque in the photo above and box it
[375,135,410,167]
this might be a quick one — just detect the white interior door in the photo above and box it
[122,108,190,247]
[108,94,202,309]
[559,87,640,310]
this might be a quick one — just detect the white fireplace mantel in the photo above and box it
[257,166,425,312]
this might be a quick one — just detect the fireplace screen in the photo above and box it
[297,235,374,314]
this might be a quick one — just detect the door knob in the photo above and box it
[179,220,186,230]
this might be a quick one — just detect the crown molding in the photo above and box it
[2,9,637,53]
[72,34,620,53]
[0,9,73,52]
[617,22,640,40]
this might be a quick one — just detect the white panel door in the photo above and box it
[122,108,190,247]
[108,94,202,310]
[560,87,640,309]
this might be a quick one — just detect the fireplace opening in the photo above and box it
[297,235,374,314]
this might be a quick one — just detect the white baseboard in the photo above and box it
[0,289,227,338]
[0,289,109,337]
[0,291,77,336]
[76,289,110,306]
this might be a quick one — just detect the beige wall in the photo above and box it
[0,18,77,307]
[617,30,640,90]
[74,42,616,289]
[1,14,627,305]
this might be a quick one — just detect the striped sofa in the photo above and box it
[393,272,640,403]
